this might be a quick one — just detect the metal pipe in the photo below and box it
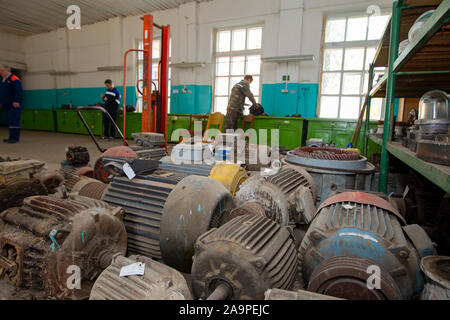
[380,1,401,194]
[364,64,375,157]
[206,283,232,300]
[76,106,129,153]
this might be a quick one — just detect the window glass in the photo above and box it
[325,19,346,42]
[346,17,368,41]
[214,26,263,113]
[232,29,246,51]
[319,96,340,118]
[323,49,343,71]
[319,14,389,120]
[217,30,231,52]
[247,28,263,49]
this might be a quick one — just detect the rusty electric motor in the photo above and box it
[0,195,127,299]
[236,165,318,226]
[191,214,298,300]
[299,192,436,300]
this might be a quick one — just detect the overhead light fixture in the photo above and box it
[262,55,315,63]
[170,62,206,68]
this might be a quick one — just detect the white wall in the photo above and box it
[0,30,26,70]
[18,0,394,90]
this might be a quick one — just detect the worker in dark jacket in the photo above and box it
[224,75,258,130]
[0,64,24,144]
[101,79,121,140]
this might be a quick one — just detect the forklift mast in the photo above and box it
[122,14,170,150]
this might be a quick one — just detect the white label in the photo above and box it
[119,262,145,277]
[123,163,136,180]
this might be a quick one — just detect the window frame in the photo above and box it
[318,11,390,120]
[213,24,264,114]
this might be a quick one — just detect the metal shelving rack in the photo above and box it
[365,0,450,194]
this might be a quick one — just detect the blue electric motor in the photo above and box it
[299,192,436,300]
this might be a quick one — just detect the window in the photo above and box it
[214,26,263,115]
[136,39,172,112]
[319,14,389,120]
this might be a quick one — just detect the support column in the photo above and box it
[380,1,401,193]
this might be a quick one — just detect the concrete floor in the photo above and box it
[0,127,127,170]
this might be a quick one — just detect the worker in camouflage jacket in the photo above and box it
[225,75,258,130]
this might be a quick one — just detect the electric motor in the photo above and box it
[90,254,192,300]
[94,146,137,183]
[0,195,127,299]
[0,179,47,212]
[285,147,376,203]
[101,171,186,259]
[236,165,317,226]
[160,175,235,273]
[72,178,108,200]
[299,192,436,300]
[81,170,234,272]
[191,215,298,300]
[65,145,90,167]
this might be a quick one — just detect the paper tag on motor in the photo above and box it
[123,163,136,180]
[119,262,145,277]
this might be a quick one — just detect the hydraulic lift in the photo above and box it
[76,14,170,155]
[122,14,170,151]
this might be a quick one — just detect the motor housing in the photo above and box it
[299,192,436,300]
[160,175,235,273]
[90,254,192,300]
[0,195,127,299]
[236,166,317,226]
[191,215,298,300]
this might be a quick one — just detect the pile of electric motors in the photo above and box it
[0,142,448,301]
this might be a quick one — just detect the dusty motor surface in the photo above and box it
[236,165,317,227]
[191,215,298,300]
[0,159,49,212]
[0,195,127,299]
[90,254,192,300]
[299,192,436,300]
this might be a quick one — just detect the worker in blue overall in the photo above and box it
[100,79,121,140]
[0,64,24,144]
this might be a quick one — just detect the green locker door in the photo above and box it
[34,110,56,132]
[253,117,277,146]
[277,118,302,149]
[21,110,36,130]
[306,120,334,143]
[116,112,142,139]
[56,110,68,133]
[168,115,191,142]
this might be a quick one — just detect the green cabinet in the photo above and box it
[167,114,191,142]
[56,109,102,136]
[21,109,55,131]
[251,117,303,149]
[116,112,142,139]
[306,119,381,157]
[21,110,35,130]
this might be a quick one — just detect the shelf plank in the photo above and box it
[370,71,450,98]
[370,135,450,193]
[394,0,450,72]
[370,73,387,97]
[402,0,443,7]
[373,6,438,68]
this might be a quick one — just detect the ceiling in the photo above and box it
[0,0,209,36]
